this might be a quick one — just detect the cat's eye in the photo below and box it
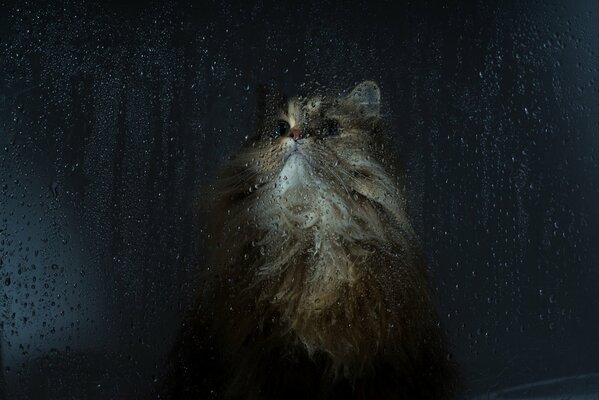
[272,120,290,138]
[324,119,339,136]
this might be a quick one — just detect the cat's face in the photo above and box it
[230,81,391,198]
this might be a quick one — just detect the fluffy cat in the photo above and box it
[160,81,458,400]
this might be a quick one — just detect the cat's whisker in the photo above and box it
[324,163,352,198]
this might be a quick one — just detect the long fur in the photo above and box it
[160,82,458,400]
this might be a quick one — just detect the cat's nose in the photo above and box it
[289,127,301,141]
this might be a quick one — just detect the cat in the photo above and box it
[160,81,458,400]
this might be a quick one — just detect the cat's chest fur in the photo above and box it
[267,149,358,254]
[255,148,384,319]
[273,151,332,231]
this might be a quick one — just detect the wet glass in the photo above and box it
[1,1,598,398]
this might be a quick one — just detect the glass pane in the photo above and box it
[1,1,597,398]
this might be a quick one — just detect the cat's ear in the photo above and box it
[347,81,380,115]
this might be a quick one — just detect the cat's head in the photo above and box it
[249,80,384,179]
[218,80,400,198]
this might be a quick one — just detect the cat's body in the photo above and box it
[161,82,458,400]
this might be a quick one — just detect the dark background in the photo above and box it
[1,0,598,398]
